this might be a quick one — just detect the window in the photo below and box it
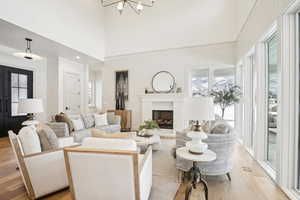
[213,68,236,127]
[191,69,209,96]
[11,73,28,116]
[189,66,236,126]
[266,33,279,169]
[88,80,96,107]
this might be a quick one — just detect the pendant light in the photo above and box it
[13,38,43,60]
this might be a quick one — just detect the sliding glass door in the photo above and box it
[266,33,279,169]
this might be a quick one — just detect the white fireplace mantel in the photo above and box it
[140,94,186,132]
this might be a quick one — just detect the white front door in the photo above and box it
[63,72,81,114]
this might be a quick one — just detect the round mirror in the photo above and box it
[152,71,176,93]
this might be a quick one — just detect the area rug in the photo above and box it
[150,138,180,200]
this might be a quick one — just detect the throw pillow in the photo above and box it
[81,114,95,128]
[55,113,74,132]
[36,124,59,151]
[18,126,42,155]
[94,113,108,127]
[71,118,85,131]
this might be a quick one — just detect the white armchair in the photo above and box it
[64,137,152,200]
[8,128,77,200]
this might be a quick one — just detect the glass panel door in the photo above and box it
[266,33,279,169]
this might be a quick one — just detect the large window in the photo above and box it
[190,66,236,126]
[266,33,279,169]
[191,69,209,96]
[213,68,236,127]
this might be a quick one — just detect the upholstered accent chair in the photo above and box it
[175,129,236,181]
[64,137,153,200]
[8,127,77,199]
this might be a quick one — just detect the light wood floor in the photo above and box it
[0,137,290,200]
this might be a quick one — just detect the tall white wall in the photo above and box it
[102,42,236,129]
[0,0,105,60]
[236,0,293,60]
[104,0,237,57]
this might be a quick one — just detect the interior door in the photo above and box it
[0,65,33,137]
[63,72,81,114]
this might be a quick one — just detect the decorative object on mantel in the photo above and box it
[107,109,132,131]
[184,97,215,154]
[115,70,128,110]
[100,0,156,15]
[139,120,159,136]
[13,38,43,60]
[151,71,176,93]
[210,82,242,119]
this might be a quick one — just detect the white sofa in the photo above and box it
[8,126,77,199]
[64,137,153,200]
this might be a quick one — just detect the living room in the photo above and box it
[0,0,300,200]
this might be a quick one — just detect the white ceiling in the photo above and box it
[0,0,256,60]
[0,19,103,66]
[104,0,257,57]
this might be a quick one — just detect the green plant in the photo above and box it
[210,83,242,119]
[139,120,159,130]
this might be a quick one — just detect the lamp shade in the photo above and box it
[18,98,44,114]
[184,97,215,121]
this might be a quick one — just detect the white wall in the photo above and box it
[0,45,48,121]
[236,0,293,60]
[102,42,236,129]
[104,0,237,57]
[0,0,105,60]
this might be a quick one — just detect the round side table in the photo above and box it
[176,147,216,200]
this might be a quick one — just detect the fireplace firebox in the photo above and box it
[152,110,173,129]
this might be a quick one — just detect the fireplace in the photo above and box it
[152,110,173,129]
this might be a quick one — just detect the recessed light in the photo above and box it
[76,56,80,60]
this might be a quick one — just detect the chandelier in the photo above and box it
[101,0,156,15]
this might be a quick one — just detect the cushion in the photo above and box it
[36,124,59,151]
[81,113,95,128]
[82,137,137,151]
[18,126,41,155]
[107,112,117,124]
[94,113,108,126]
[91,128,135,139]
[55,113,74,132]
[71,118,85,131]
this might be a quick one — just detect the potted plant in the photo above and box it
[210,83,242,119]
[139,120,160,136]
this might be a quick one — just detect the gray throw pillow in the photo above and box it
[81,114,95,128]
[37,124,59,151]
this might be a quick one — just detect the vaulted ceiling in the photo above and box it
[0,0,256,61]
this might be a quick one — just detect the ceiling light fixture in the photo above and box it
[13,38,42,60]
[76,56,80,60]
[101,0,155,15]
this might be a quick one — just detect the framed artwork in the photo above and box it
[115,70,129,101]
